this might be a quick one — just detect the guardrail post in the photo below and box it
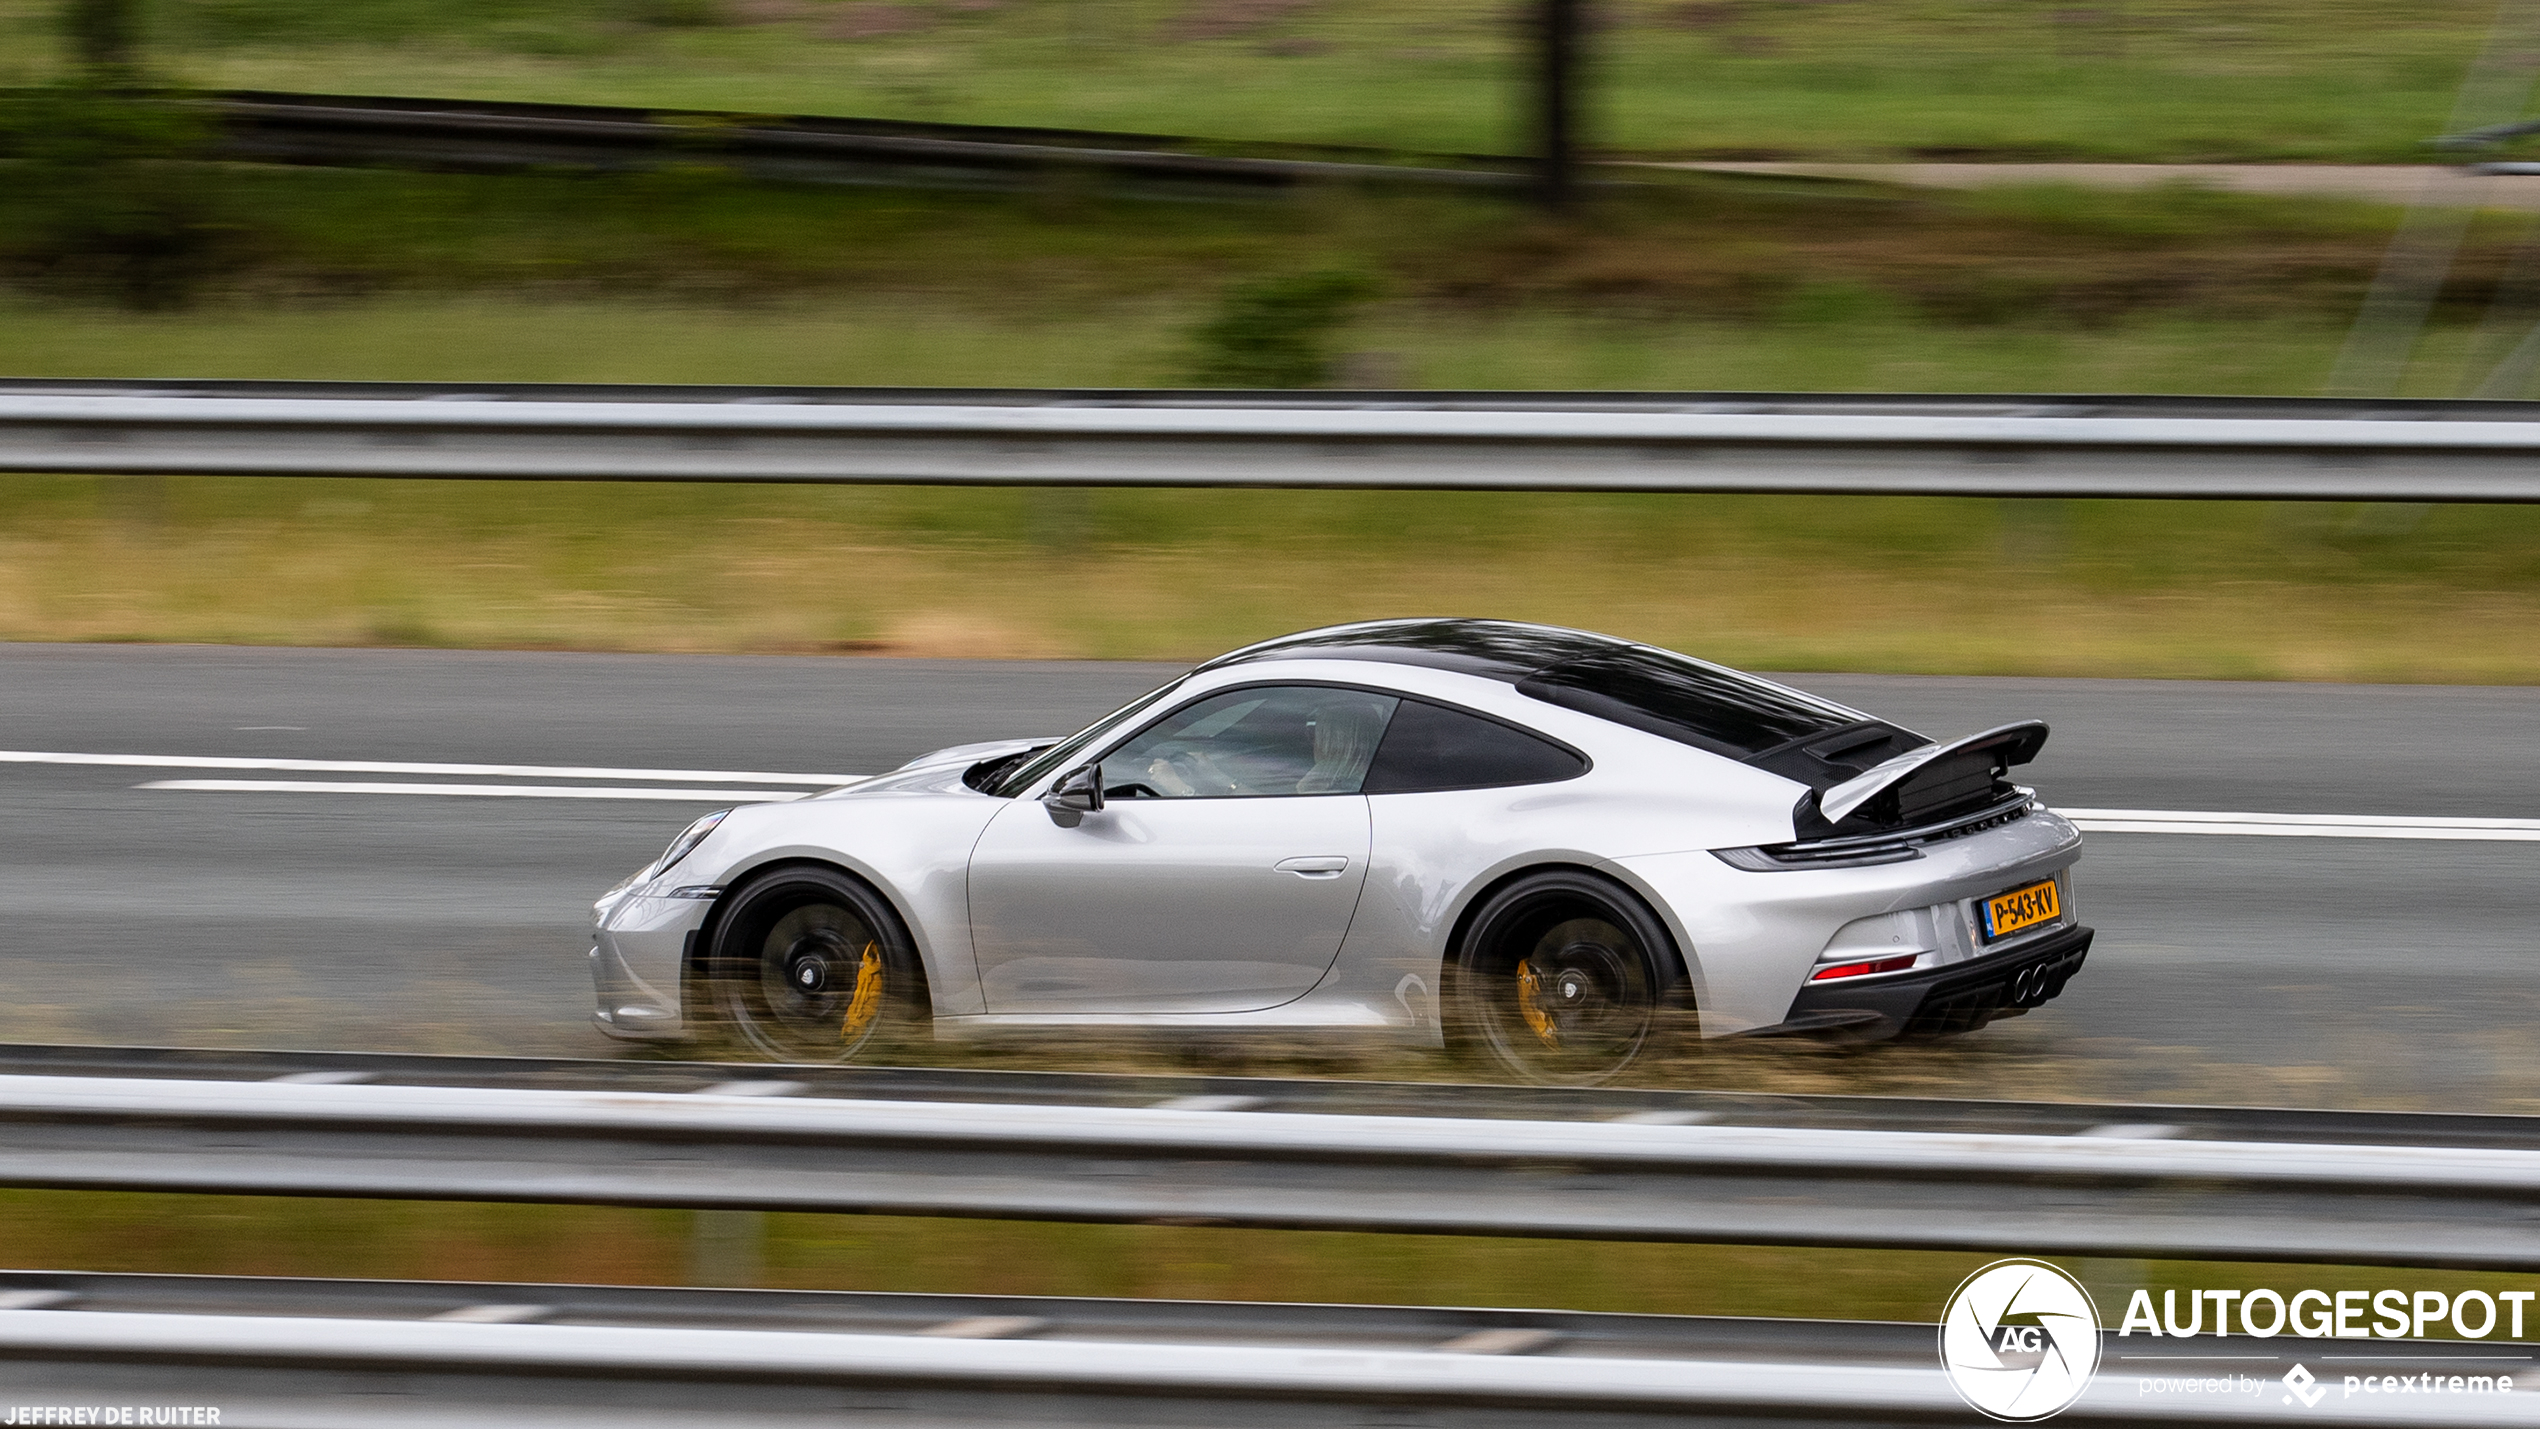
[64,0,140,85]
[1534,0,1582,210]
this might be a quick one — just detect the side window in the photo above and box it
[1362,699,1586,794]
[1103,687,1401,799]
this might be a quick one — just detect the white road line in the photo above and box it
[17,751,2523,840]
[138,780,810,803]
[0,750,862,786]
[2057,808,2540,841]
[2059,807,2540,829]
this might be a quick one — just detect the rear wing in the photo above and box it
[1818,721,2051,826]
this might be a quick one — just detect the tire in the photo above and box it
[1452,869,1679,1085]
[705,865,927,1063]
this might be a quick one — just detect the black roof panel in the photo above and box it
[1205,619,1887,764]
[1199,619,1626,680]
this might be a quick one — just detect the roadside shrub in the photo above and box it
[1184,269,1376,387]
[0,89,228,309]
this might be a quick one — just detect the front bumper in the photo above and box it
[590,892,714,1041]
[1766,922,2092,1040]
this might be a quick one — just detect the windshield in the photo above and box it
[987,678,1188,797]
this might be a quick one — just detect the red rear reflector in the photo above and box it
[1809,954,1918,982]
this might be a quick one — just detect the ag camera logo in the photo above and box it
[1940,1258,2102,1421]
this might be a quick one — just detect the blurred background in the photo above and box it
[2,0,2537,1330]
[0,0,2534,678]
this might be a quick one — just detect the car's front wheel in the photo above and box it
[1453,869,1679,1085]
[706,865,925,1063]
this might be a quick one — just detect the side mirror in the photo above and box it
[1045,763,1105,827]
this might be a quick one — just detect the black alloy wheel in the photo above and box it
[707,865,925,1062]
[1454,869,1679,1085]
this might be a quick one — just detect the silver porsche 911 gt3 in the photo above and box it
[590,619,2089,1082]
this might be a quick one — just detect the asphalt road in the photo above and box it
[0,643,2532,1108]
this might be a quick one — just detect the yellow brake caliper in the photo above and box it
[841,941,885,1039]
[1516,959,1559,1048]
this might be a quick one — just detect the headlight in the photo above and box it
[650,808,731,879]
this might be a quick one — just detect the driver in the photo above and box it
[1125,691,1393,797]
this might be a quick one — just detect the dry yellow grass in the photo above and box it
[0,477,2532,684]
[1,1183,2528,1327]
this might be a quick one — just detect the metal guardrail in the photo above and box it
[8,381,2540,500]
[8,1058,2539,1421]
[174,88,1529,192]
[4,1070,2539,1271]
[0,1271,2527,1427]
[1,1039,2534,1151]
[0,1268,1932,1355]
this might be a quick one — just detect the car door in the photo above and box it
[967,685,1398,1014]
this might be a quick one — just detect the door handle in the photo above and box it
[1275,856,1350,878]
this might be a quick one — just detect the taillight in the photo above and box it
[1809,954,1918,982]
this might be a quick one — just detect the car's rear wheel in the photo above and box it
[707,865,925,1063]
[1454,870,1678,1085]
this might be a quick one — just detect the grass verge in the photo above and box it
[0,173,2531,682]
[2,163,2472,326]
[5,1189,2535,1336]
[0,0,2509,163]
[2,467,2534,683]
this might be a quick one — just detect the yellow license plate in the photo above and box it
[1981,879,2060,943]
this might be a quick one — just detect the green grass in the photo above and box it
[3,456,2537,683]
[0,81,2532,1322]
[0,0,2513,162]
[0,168,2532,682]
[0,161,2500,335]
[0,292,2412,392]
[6,1189,2539,1337]
[0,1190,1994,1319]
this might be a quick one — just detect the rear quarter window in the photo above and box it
[1515,647,1861,758]
[1362,699,1586,794]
